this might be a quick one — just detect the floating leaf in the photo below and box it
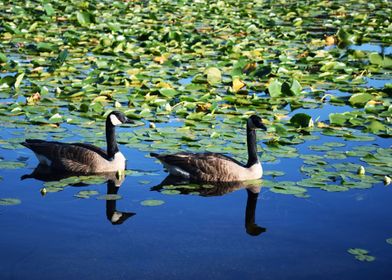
[270,185,307,195]
[74,190,99,199]
[0,161,26,169]
[232,77,246,92]
[161,190,181,195]
[37,42,58,52]
[366,120,386,134]
[96,194,122,201]
[0,198,21,206]
[348,248,375,262]
[141,199,165,206]
[268,79,282,97]
[369,52,392,69]
[349,93,373,107]
[329,113,350,126]
[320,184,349,192]
[14,73,24,89]
[76,11,93,26]
[264,170,285,177]
[204,67,221,85]
[0,52,7,63]
[337,28,357,45]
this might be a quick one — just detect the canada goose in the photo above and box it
[21,111,133,174]
[150,115,267,182]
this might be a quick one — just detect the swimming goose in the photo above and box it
[21,111,133,174]
[150,115,267,182]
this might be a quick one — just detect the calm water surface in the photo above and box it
[1,138,391,279]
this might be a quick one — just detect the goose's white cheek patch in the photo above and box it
[110,114,122,126]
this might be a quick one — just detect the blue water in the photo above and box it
[1,136,392,279]
[349,44,392,55]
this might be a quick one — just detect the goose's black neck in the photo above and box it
[246,124,259,167]
[106,119,119,159]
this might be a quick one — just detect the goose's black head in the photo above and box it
[247,115,267,131]
[107,111,133,126]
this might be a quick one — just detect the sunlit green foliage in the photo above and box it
[0,0,390,198]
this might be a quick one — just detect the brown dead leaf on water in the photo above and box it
[242,62,257,74]
[26,92,41,105]
[153,55,167,64]
[324,35,337,46]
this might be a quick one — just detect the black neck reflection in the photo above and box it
[152,175,266,236]
[106,179,135,225]
[245,189,266,236]
[21,165,135,225]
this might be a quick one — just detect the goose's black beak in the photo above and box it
[258,123,267,131]
[125,118,134,124]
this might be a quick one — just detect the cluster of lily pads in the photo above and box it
[347,248,376,262]
[0,0,391,199]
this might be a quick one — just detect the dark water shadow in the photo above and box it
[21,165,135,225]
[152,175,266,236]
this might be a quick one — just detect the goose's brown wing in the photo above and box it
[22,140,107,173]
[153,152,245,181]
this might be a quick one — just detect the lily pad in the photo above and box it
[140,199,165,206]
[96,194,122,201]
[0,198,21,206]
[204,67,221,85]
[161,190,181,195]
[347,248,375,262]
[74,190,99,199]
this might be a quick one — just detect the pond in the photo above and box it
[1,0,391,279]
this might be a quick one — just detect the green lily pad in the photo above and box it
[96,194,122,201]
[140,199,165,206]
[349,93,373,107]
[0,198,21,206]
[74,190,99,199]
[161,190,181,195]
[348,248,369,255]
[270,185,307,196]
[347,248,375,262]
[264,170,285,177]
[204,67,221,85]
[0,161,26,169]
[320,184,349,192]
[324,142,346,147]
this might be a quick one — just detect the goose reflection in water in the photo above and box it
[152,175,266,236]
[21,165,135,225]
